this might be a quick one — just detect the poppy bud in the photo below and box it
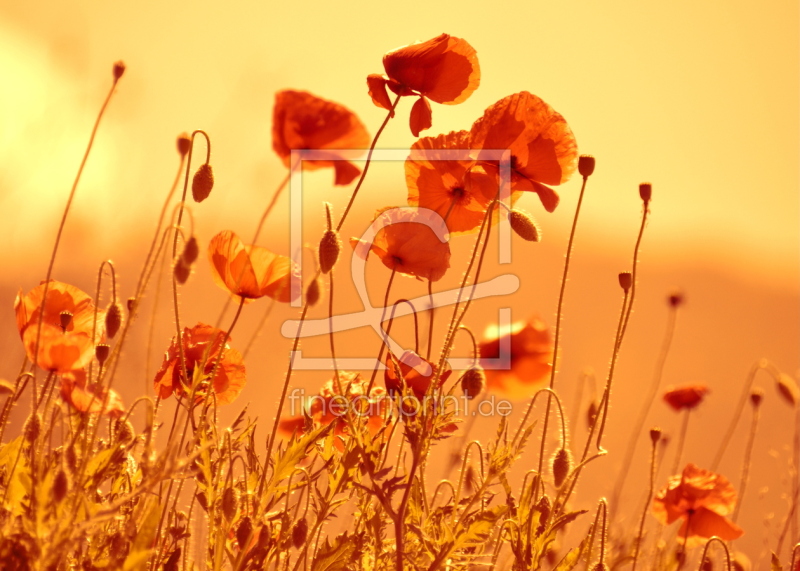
[668,290,684,308]
[0,380,13,397]
[174,258,191,285]
[24,413,42,443]
[182,236,199,265]
[95,343,110,365]
[292,518,308,547]
[116,419,135,445]
[59,310,73,331]
[112,61,126,81]
[319,230,341,274]
[536,494,551,527]
[578,155,596,178]
[618,271,632,292]
[587,400,598,428]
[53,469,69,503]
[236,517,253,549]
[508,209,540,242]
[639,183,652,205]
[105,302,123,339]
[459,367,485,399]
[192,163,214,203]
[127,297,137,312]
[649,427,662,444]
[552,448,571,488]
[776,373,800,406]
[222,487,238,521]
[65,445,77,472]
[177,132,192,157]
[305,279,321,307]
[701,557,713,571]
[749,387,764,407]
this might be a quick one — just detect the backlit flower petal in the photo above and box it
[409,96,432,137]
[367,74,394,114]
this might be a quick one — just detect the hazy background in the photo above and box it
[1,0,797,566]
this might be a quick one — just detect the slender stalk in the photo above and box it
[732,396,761,523]
[632,431,660,571]
[364,268,398,395]
[671,409,691,475]
[426,280,435,360]
[395,448,421,571]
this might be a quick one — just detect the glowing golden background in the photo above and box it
[1,0,797,564]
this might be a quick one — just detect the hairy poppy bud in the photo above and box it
[305,279,321,307]
[552,448,571,488]
[112,61,126,81]
[649,427,662,444]
[668,290,684,308]
[182,236,199,265]
[459,367,485,399]
[95,343,110,366]
[174,258,191,285]
[292,518,308,547]
[749,387,764,407]
[177,132,192,157]
[222,487,238,521]
[236,517,253,549]
[192,163,214,203]
[618,272,632,292]
[319,230,341,274]
[639,183,652,205]
[53,469,69,503]
[24,413,42,443]
[65,445,77,472]
[578,155,596,178]
[59,310,73,331]
[508,209,540,242]
[105,302,123,339]
[777,373,799,406]
[116,419,135,445]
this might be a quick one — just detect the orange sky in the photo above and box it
[0,0,798,565]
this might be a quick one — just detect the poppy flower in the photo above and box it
[368,34,480,137]
[470,91,578,212]
[405,131,509,235]
[14,280,105,373]
[479,317,553,400]
[652,463,744,546]
[272,90,370,186]
[208,230,301,304]
[350,207,451,282]
[153,323,246,406]
[384,350,452,401]
[279,372,388,443]
[663,384,710,412]
[60,369,125,418]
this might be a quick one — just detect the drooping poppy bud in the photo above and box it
[24,412,42,443]
[174,258,191,285]
[552,448,571,488]
[292,518,308,547]
[222,487,238,521]
[192,164,214,203]
[305,278,321,307]
[53,469,69,503]
[459,367,486,399]
[105,302,123,339]
[182,236,199,265]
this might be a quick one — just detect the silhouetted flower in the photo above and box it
[663,384,709,411]
[384,350,452,400]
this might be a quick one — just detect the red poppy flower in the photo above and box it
[208,230,300,304]
[663,384,710,412]
[153,323,246,406]
[368,34,480,137]
[272,90,371,185]
[406,131,509,235]
[60,369,125,418]
[279,372,388,443]
[652,463,744,546]
[479,318,553,400]
[384,350,452,400]
[470,91,578,212]
[14,280,105,373]
[350,207,451,282]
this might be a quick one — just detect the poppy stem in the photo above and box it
[426,280,435,360]
[365,267,397,396]
[241,299,276,360]
[632,429,661,571]
[697,537,733,571]
[672,409,692,475]
[336,94,402,233]
[329,270,342,394]
[732,394,762,524]
[251,171,292,246]
[30,70,121,412]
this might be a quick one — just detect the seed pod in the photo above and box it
[126,297,137,312]
[552,448,571,488]
[222,487,238,521]
[618,272,632,292]
[95,343,110,366]
[749,387,764,407]
[777,373,800,406]
[182,236,199,265]
[459,367,485,399]
[53,469,69,502]
[59,310,73,331]
[192,163,214,203]
[177,133,192,158]
[318,230,341,274]
[578,155,596,178]
[639,182,652,205]
[508,209,540,242]
[23,413,42,443]
[649,427,662,444]
[305,278,321,307]
[292,517,308,548]
[236,516,253,548]
[105,302,123,339]
[112,61,126,81]
[174,258,191,285]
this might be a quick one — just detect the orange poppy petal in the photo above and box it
[209,347,246,406]
[367,74,394,114]
[24,326,93,373]
[680,506,744,543]
[409,96,433,137]
[208,231,260,300]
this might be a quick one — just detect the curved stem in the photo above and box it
[251,172,292,245]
